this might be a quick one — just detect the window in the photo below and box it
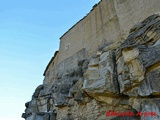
[65,43,70,51]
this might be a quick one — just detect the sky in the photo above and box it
[0,0,99,120]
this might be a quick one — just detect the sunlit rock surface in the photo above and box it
[22,0,160,119]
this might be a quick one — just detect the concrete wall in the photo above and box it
[57,0,160,65]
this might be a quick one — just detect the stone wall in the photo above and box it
[58,0,160,65]
[22,0,160,120]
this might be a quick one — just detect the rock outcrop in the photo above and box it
[22,0,160,120]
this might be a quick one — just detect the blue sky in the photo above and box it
[0,0,99,120]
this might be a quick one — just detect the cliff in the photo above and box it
[22,0,160,120]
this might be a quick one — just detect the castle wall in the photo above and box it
[22,0,160,120]
[42,0,160,106]
[58,0,160,65]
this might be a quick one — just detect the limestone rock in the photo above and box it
[22,3,160,120]
[51,66,84,107]
[83,50,119,102]
[32,85,44,99]
[117,14,160,96]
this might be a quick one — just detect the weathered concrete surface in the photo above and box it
[22,0,160,120]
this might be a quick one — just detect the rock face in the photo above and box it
[22,0,160,120]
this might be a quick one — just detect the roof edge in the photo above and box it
[43,51,59,76]
[60,0,101,40]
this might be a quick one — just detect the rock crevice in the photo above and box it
[22,1,160,120]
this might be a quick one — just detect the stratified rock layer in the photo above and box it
[22,1,160,120]
[22,13,160,120]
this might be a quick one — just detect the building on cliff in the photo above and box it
[22,0,160,120]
